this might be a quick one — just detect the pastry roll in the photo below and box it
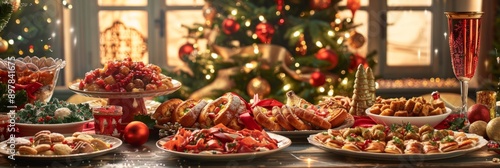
[422,141,440,154]
[314,132,331,143]
[404,139,423,154]
[418,124,434,136]
[458,139,477,150]
[364,140,386,153]
[342,142,361,151]
[325,136,344,148]
[439,136,458,152]
[384,137,404,154]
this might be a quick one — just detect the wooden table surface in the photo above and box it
[1,134,499,168]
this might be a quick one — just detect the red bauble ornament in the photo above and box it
[123,121,150,146]
[310,0,332,10]
[310,71,326,87]
[348,53,367,72]
[222,18,240,35]
[255,23,275,43]
[347,0,361,18]
[178,43,195,60]
[315,48,338,70]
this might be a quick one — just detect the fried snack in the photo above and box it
[380,109,394,116]
[252,106,282,131]
[14,138,32,149]
[394,111,408,117]
[175,99,208,127]
[152,98,183,125]
[274,106,295,131]
[294,107,331,130]
[369,106,381,115]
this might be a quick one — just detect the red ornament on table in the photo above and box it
[309,71,326,87]
[347,0,361,18]
[348,53,367,72]
[123,121,150,146]
[222,18,240,35]
[310,0,331,10]
[255,22,275,44]
[315,48,338,70]
[178,43,195,60]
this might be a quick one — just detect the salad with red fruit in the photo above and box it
[79,57,174,92]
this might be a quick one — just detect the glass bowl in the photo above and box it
[0,56,66,103]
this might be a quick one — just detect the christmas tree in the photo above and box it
[162,0,376,103]
[0,0,67,58]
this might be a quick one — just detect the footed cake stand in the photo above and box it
[69,80,181,124]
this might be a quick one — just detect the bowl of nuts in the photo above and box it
[0,56,65,110]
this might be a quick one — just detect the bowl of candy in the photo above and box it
[0,56,66,110]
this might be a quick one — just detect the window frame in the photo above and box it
[367,0,453,79]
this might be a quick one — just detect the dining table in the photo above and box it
[0,132,499,168]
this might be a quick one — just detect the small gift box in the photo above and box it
[92,106,123,138]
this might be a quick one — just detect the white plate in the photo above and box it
[271,113,355,136]
[366,107,452,127]
[68,80,182,99]
[308,133,487,161]
[156,132,291,161]
[15,120,93,137]
[0,134,122,161]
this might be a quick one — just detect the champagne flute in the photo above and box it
[445,12,482,127]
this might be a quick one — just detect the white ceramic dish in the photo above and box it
[308,133,487,161]
[0,134,122,161]
[156,132,291,161]
[365,108,452,127]
[15,120,93,137]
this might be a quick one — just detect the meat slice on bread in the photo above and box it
[152,98,183,125]
[174,99,208,127]
[198,93,242,128]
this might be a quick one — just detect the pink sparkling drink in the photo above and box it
[446,12,482,80]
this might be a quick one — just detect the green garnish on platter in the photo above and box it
[16,98,93,124]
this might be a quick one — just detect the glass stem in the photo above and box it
[461,80,469,126]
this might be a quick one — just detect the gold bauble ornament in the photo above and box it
[247,77,271,99]
[348,31,366,49]
[0,38,8,53]
[486,117,500,141]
